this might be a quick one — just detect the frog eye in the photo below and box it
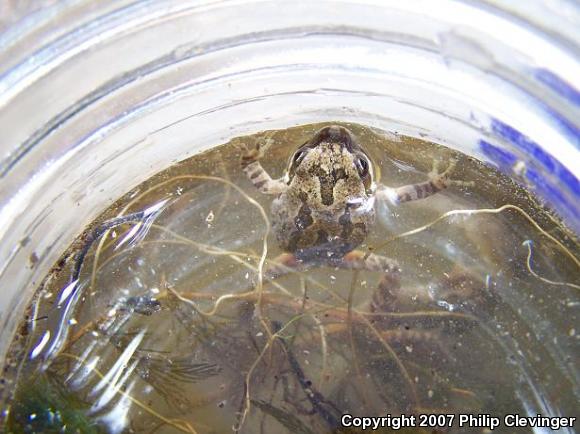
[291,148,308,166]
[355,156,370,177]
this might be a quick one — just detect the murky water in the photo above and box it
[2,123,578,433]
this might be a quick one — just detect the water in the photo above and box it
[1,123,578,433]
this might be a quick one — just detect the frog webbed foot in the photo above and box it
[428,159,474,190]
[240,140,267,167]
[370,273,402,313]
[241,139,287,195]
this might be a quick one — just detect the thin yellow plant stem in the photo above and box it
[522,240,580,289]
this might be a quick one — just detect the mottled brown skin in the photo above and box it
[242,125,469,281]
[271,127,374,263]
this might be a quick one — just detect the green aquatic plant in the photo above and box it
[6,372,101,434]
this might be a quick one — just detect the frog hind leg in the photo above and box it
[266,249,400,278]
[338,250,402,312]
[340,250,401,274]
[377,159,474,205]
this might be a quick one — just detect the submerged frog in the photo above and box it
[242,125,470,285]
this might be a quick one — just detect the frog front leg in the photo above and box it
[241,142,288,195]
[376,159,473,205]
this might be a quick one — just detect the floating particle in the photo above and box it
[28,252,39,268]
[513,161,526,176]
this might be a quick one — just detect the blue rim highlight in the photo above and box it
[491,119,579,193]
[480,119,579,230]
[479,140,518,172]
[535,68,580,106]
